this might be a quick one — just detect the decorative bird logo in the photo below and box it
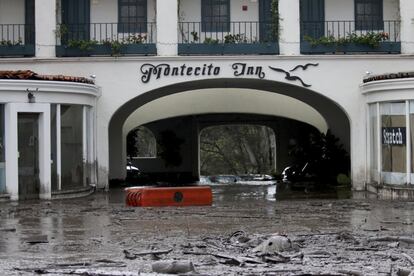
[290,63,319,72]
[268,63,319,87]
[268,66,312,87]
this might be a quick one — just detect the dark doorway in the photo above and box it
[300,0,325,39]
[259,0,274,42]
[25,0,35,45]
[18,113,40,200]
[61,0,91,41]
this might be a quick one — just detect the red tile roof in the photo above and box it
[364,72,414,83]
[0,70,94,84]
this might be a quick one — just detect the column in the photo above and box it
[35,0,56,57]
[56,104,61,190]
[278,0,301,55]
[4,104,18,200]
[38,107,51,200]
[156,0,178,56]
[406,101,411,184]
[400,0,414,54]
[82,106,88,187]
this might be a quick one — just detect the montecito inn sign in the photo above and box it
[139,63,319,87]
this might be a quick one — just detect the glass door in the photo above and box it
[18,113,40,200]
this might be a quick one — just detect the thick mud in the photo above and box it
[1,184,414,275]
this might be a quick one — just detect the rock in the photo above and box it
[252,235,293,254]
[152,260,195,274]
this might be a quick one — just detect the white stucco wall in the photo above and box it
[325,0,354,21]
[325,0,399,21]
[324,0,400,41]
[180,0,259,22]
[91,0,117,23]
[0,0,25,43]
[384,0,400,20]
[90,0,156,23]
[179,0,260,43]
[0,0,25,25]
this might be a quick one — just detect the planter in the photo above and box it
[178,42,279,55]
[301,41,401,54]
[0,45,35,57]
[56,43,157,57]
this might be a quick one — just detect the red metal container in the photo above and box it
[125,186,213,207]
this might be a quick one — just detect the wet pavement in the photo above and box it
[1,184,414,275]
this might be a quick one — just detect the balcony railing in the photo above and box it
[0,24,35,57]
[56,22,157,57]
[178,21,279,55]
[300,20,400,54]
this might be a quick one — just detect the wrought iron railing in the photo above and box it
[0,24,35,57]
[301,20,400,42]
[56,22,156,45]
[178,21,278,44]
[300,20,400,53]
[56,22,157,56]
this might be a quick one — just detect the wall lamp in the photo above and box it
[27,88,38,103]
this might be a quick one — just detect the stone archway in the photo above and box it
[108,78,350,186]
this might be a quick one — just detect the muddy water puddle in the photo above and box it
[1,185,414,275]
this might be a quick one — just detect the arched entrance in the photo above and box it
[108,78,350,187]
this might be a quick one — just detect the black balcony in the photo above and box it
[56,22,156,57]
[178,21,279,55]
[300,20,400,54]
[0,24,35,57]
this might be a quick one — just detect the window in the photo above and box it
[380,102,406,184]
[202,0,230,32]
[355,0,383,30]
[61,105,84,190]
[118,0,147,33]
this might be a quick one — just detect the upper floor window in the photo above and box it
[202,0,230,32]
[118,0,147,33]
[355,0,383,30]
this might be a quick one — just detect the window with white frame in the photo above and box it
[118,0,147,33]
[380,102,406,184]
[355,0,383,30]
[202,0,230,32]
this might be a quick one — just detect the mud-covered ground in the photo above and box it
[1,184,414,275]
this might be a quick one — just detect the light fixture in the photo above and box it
[26,88,38,103]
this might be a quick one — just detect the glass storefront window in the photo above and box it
[380,102,406,184]
[369,104,378,183]
[410,101,414,183]
[0,105,5,193]
[51,104,58,191]
[61,105,84,190]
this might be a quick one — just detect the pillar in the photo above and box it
[156,0,178,56]
[278,0,301,55]
[400,0,414,54]
[35,0,56,57]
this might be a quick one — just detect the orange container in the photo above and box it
[125,186,212,207]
